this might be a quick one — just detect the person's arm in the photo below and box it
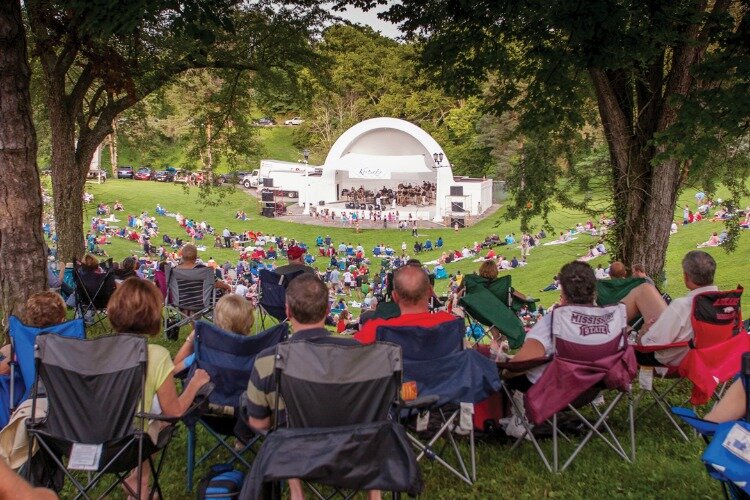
[637,301,681,343]
[0,454,57,499]
[705,379,746,423]
[173,330,195,369]
[155,368,210,417]
[502,339,546,379]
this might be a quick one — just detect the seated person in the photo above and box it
[177,244,231,293]
[0,292,67,376]
[173,294,255,373]
[244,275,364,500]
[355,264,456,344]
[108,278,210,495]
[503,261,598,392]
[540,276,559,292]
[705,378,747,422]
[636,251,718,367]
[697,232,720,248]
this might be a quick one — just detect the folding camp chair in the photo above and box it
[73,258,115,333]
[634,288,750,440]
[256,269,303,329]
[459,274,528,349]
[164,266,217,339]
[184,321,289,491]
[499,304,636,472]
[375,317,501,485]
[2,316,85,421]
[25,334,208,499]
[241,340,423,499]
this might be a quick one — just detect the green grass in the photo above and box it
[76,178,750,498]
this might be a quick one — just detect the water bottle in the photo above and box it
[742,352,750,423]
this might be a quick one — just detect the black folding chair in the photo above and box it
[241,340,423,499]
[164,266,217,339]
[25,334,210,499]
[72,258,115,334]
[256,269,303,329]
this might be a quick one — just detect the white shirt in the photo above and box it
[523,313,554,383]
[222,229,230,238]
[595,268,606,280]
[343,272,353,284]
[234,284,249,298]
[462,248,470,258]
[639,285,719,365]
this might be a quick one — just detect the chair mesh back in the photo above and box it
[375,317,464,360]
[35,334,147,443]
[192,321,288,407]
[258,269,291,321]
[74,264,114,309]
[551,304,628,360]
[9,316,85,399]
[275,341,402,428]
[167,266,215,310]
[691,289,744,349]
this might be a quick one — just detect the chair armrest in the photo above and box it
[401,395,439,410]
[633,341,690,353]
[497,356,552,373]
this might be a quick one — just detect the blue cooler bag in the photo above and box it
[198,464,244,499]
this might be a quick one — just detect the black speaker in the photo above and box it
[261,207,275,217]
[261,190,274,202]
[360,203,367,209]
[451,202,465,212]
[450,217,466,228]
[319,201,325,206]
[450,186,463,196]
[263,178,273,187]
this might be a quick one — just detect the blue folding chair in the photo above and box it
[257,269,303,329]
[375,317,501,485]
[0,316,85,426]
[185,320,289,490]
[672,356,750,500]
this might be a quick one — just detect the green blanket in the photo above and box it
[596,277,646,306]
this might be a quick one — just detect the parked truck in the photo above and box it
[241,160,321,196]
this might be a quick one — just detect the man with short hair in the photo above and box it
[355,264,456,344]
[176,244,231,291]
[637,250,719,366]
[244,275,360,498]
[275,245,318,278]
[631,263,655,286]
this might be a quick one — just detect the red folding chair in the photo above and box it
[634,288,750,440]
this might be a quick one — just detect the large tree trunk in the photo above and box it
[47,95,87,264]
[0,0,48,325]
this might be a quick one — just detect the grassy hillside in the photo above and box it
[99,126,302,174]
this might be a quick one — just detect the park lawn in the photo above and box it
[76,178,750,498]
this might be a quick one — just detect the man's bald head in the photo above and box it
[393,265,431,309]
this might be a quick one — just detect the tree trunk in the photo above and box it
[0,0,48,325]
[108,119,118,178]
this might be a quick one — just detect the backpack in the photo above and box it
[198,464,244,499]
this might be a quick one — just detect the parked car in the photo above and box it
[284,117,303,125]
[220,170,251,185]
[173,170,190,183]
[255,117,275,126]
[134,167,152,180]
[152,170,175,182]
[86,169,107,181]
[117,165,134,179]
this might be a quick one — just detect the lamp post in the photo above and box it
[432,152,445,223]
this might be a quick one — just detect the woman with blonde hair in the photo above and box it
[174,294,255,372]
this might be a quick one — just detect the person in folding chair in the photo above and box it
[171,294,289,490]
[634,251,750,436]
[500,261,636,472]
[243,274,366,499]
[73,254,116,329]
[274,245,318,278]
[354,263,457,345]
[164,244,230,339]
[108,278,212,497]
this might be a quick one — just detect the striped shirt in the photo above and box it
[245,328,357,427]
